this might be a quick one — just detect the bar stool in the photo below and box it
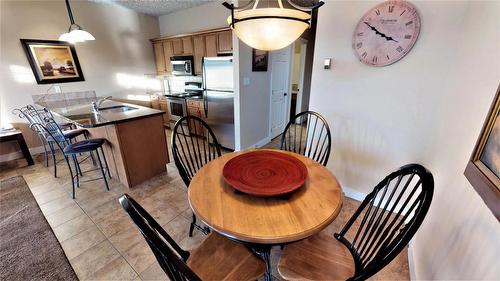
[63,138,112,199]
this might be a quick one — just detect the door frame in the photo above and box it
[294,38,308,121]
[268,45,293,140]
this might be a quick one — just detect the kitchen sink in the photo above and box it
[99,105,138,113]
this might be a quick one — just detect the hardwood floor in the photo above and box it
[0,133,410,281]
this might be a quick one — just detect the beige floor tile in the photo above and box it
[86,198,123,223]
[39,195,77,216]
[122,239,157,274]
[139,261,168,281]
[32,187,68,205]
[162,215,191,244]
[45,203,85,228]
[108,225,143,254]
[61,225,107,260]
[96,208,135,238]
[90,256,139,281]
[53,214,95,242]
[70,240,121,280]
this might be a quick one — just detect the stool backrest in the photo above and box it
[335,164,434,281]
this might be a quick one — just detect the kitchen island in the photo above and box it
[48,100,169,188]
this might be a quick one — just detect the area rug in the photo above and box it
[0,176,78,281]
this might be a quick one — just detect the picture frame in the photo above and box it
[252,49,268,72]
[20,39,84,84]
[464,84,500,220]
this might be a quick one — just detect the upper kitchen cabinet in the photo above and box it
[151,28,232,75]
[182,37,193,54]
[162,41,174,73]
[217,31,233,54]
[205,33,218,57]
[153,42,166,74]
[172,39,183,55]
[193,36,205,75]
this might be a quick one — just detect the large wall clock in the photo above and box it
[352,0,421,67]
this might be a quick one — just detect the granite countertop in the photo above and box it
[48,100,164,128]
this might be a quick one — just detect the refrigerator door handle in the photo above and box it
[202,58,208,117]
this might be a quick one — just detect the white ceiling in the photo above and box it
[104,0,214,16]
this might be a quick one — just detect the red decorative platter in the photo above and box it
[222,150,308,196]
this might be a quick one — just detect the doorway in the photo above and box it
[290,39,308,123]
[269,45,292,139]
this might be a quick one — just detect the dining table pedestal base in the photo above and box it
[248,244,273,281]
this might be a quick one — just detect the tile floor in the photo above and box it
[0,134,409,281]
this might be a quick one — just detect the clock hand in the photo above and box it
[364,21,399,43]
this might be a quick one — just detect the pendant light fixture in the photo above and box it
[59,0,95,43]
[223,0,323,51]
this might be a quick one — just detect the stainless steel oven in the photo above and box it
[166,96,187,123]
[171,56,194,76]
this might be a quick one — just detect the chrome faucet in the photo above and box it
[92,96,112,113]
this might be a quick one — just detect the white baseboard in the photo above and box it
[0,146,44,163]
[342,186,367,202]
[408,241,417,280]
[245,135,272,149]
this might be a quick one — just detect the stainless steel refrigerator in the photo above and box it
[202,56,235,150]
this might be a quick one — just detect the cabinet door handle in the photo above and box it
[284,93,288,96]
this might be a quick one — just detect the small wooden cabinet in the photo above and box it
[153,42,166,73]
[162,41,174,73]
[217,30,233,53]
[186,99,205,136]
[193,36,205,75]
[151,28,232,76]
[172,39,184,55]
[182,37,193,54]
[205,34,218,57]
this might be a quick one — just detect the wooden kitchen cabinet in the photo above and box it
[172,39,183,55]
[217,30,233,53]
[153,42,166,73]
[162,41,174,73]
[187,99,205,136]
[182,37,193,54]
[193,36,205,75]
[205,34,218,57]
[158,96,171,127]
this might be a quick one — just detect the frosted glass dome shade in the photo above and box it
[228,8,310,51]
[59,25,95,43]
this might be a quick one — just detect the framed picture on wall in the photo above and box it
[252,49,268,72]
[20,39,84,84]
[464,84,500,220]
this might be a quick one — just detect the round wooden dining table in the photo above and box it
[188,149,343,281]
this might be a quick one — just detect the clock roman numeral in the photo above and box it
[400,10,406,16]
[375,9,380,16]
[356,42,363,49]
[406,20,413,26]
[372,56,378,63]
[388,5,394,13]
[361,52,367,58]
[357,32,364,36]
[386,55,390,60]
[396,46,404,52]
[404,34,412,39]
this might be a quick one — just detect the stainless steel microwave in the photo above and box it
[170,56,194,76]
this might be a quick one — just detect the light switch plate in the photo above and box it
[324,58,332,70]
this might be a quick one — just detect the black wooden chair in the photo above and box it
[280,111,332,166]
[171,115,222,237]
[278,164,434,281]
[119,194,265,281]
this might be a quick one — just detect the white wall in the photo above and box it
[158,1,228,37]
[310,1,499,279]
[0,0,160,128]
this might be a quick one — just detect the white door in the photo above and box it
[270,46,292,139]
